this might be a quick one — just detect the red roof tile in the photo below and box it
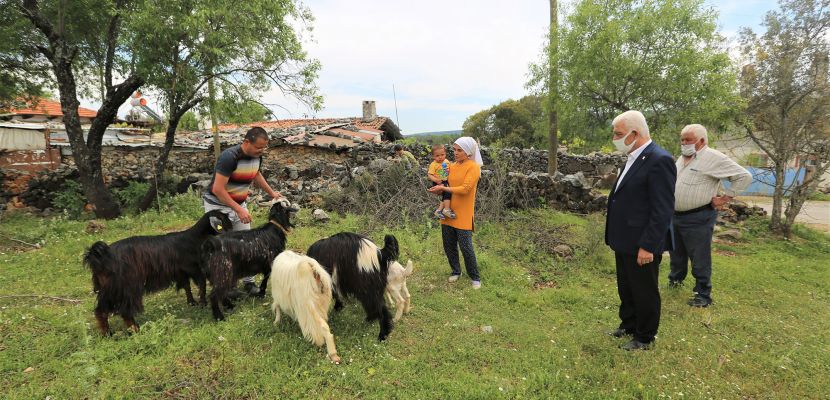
[7,98,98,119]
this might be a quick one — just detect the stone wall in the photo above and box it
[49,142,624,187]
[5,141,623,213]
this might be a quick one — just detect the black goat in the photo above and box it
[202,199,298,321]
[83,210,232,334]
[307,233,399,341]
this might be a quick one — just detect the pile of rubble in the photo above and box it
[719,200,768,224]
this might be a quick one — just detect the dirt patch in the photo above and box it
[533,280,559,290]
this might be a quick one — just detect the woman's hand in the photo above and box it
[427,185,444,194]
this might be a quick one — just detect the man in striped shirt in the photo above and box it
[204,127,282,296]
[671,124,752,307]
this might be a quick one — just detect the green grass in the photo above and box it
[0,193,828,399]
[807,191,830,202]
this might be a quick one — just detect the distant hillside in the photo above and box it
[405,130,462,137]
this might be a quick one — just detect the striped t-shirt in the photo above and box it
[204,145,262,205]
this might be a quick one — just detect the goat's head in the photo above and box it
[390,259,414,278]
[266,197,298,230]
[205,210,233,234]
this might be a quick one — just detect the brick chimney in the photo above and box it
[362,100,376,121]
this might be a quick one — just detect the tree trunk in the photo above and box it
[208,73,220,161]
[547,0,559,175]
[20,0,143,219]
[137,97,202,212]
[52,56,142,219]
[136,116,181,212]
[769,163,786,233]
[782,167,821,238]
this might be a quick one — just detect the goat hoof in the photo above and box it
[329,354,341,364]
[378,333,388,341]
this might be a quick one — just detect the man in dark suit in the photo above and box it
[605,110,676,350]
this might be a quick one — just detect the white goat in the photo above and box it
[269,250,340,364]
[385,259,414,322]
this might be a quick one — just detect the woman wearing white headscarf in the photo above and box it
[428,137,483,289]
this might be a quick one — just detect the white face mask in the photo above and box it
[681,143,697,157]
[613,131,635,154]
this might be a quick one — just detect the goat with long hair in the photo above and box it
[84,210,232,334]
[270,250,340,363]
[307,233,399,341]
[202,199,298,321]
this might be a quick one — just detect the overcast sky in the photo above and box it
[87,0,778,134]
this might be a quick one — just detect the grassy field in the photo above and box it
[0,193,828,399]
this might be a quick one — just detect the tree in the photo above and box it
[0,3,51,108]
[178,112,200,131]
[462,96,546,149]
[6,0,144,219]
[128,0,320,211]
[738,0,830,237]
[214,97,273,124]
[528,0,740,151]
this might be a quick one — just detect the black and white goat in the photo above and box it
[269,250,340,363]
[83,210,232,335]
[307,233,399,341]
[202,198,298,321]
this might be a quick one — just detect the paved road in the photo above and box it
[738,196,830,234]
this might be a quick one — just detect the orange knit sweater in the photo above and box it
[441,160,481,231]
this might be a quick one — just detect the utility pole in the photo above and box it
[208,68,220,161]
[548,0,559,175]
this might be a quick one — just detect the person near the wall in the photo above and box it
[605,110,676,351]
[203,127,282,296]
[428,137,483,289]
[670,124,752,308]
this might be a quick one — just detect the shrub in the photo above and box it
[52,180,86,219]
[114,181,150,213]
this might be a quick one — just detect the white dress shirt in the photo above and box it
[615,139,652,192]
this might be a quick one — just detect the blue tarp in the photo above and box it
[723,167,805,196]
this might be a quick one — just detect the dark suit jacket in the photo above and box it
[605,142,676,255]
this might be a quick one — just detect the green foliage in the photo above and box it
[462,95,547,148]
[527,0,741,152]
[178,111,200,131]
[52,180,86,220]
[128,0,321,122]
[113,181,151,214]
[213,98,272,124]
[740,153,768,168]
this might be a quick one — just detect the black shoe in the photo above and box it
[687,296,712,308]
[243,281,260,296]
[608,328,632,338]
[620,339,653,351]
[668,280,683,288]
